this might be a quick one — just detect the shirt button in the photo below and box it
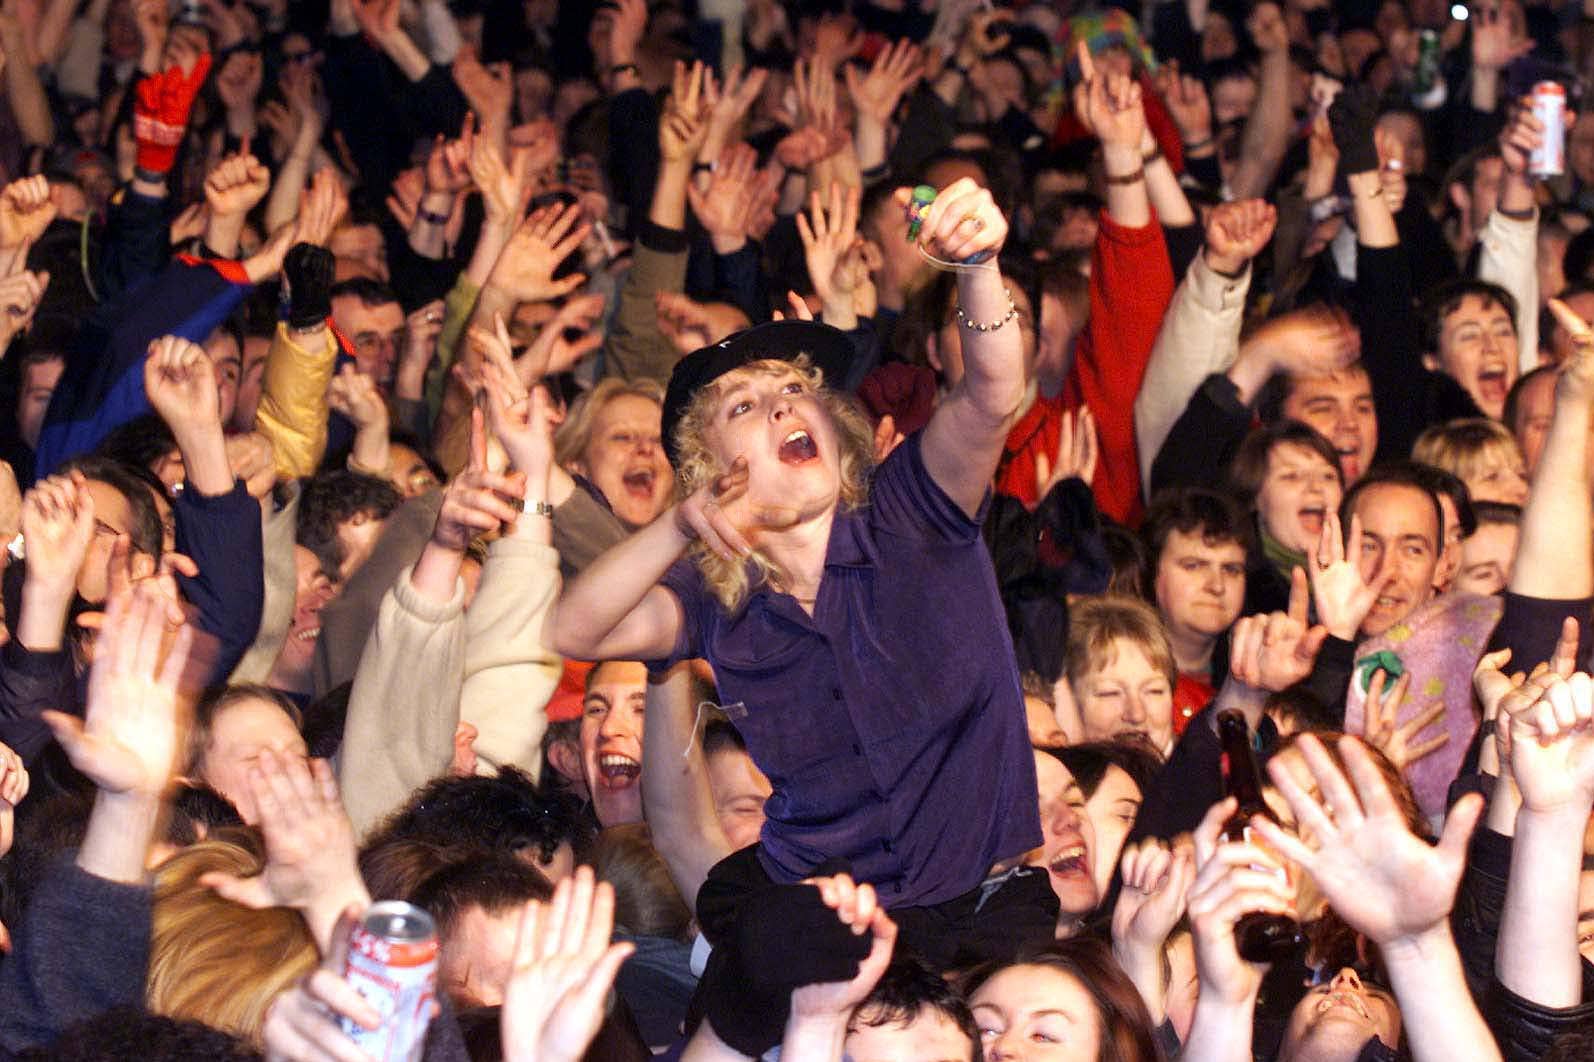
[831,687,842,700]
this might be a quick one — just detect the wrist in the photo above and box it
[708,231,747,255]
[1378,922,1453,966]
[1515,799,1594,825]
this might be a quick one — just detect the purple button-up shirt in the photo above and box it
[654,433,1042,907]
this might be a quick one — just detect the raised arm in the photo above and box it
[1512,301,1594,601]
[1480,101,1547,374]
[642,662,735,908]
[1227,2,1293,200]
[1254,735,1498,1062]
[1495,673,1594,1009]
[915,178,1022,518]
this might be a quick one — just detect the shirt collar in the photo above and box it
[823,504,877,569]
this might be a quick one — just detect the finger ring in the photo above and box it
[507,496,525,513]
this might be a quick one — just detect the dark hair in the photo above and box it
[295,469,402,576]
[95,413,178,474]
[363,767,595,868]
[1050,740,1163,801]
[1228,421,1344,509]
[1100,523,1149,600]
[962,938,1159,1062]
[1417,277,1517,354]
[15,1006,263,1061]
[591,823,692,941]
[410,852,552,946]
[168,783,247,845]
[702,714,747,757]
[1406,461,1476,538]
[1544,1029,1594,1062]
[849,959,979,1060]
[329,277,400,309]
[358,838,487,903]
[301,681,353,760]
[1338,462,1446,546]
[1139,487,1254,593]
[1504,364,1555,435]
[55,454,165,559]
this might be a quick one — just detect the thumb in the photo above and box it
[199,871,276,910]
[40,709,85,752]
[1436,792,1483,863]
[549,273,586,298]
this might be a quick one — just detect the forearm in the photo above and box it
[642,664,733,908]
[1229,51,1292,200]
[649,161,692,232]
[1473,67,1501,115]
[551,516,686,658]
[77,793,160,884]
[1477,204,1539,373]
[203,210,249,261]
[171,421,234,497]
[4,46,55,146]
[854,117,888,173]
[407,192,457,259]
[374,28,431,83]
[1180,995,1255,1062]
[1349,171,1399,248]
[1102,144,1152,229]
[780,1014,847,1061]
[35,0,76,65]
[263,134,318,234]
[465,215,515,288]
[15,580,73,652]
[954,266,1026,420]
[1512,396,1593,599]
[1145,151,1195,228]
[1497,806,1587,1006]
[348,422,392,480]
[1112,939,1168,1023]
[409,540,463,605]
[1385,926,1503,1062]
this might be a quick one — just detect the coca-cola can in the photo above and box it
[1531,81,1566,177]
[341,902,438,1062]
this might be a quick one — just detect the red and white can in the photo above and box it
[1531,80,1566,177]
[342,902,438,1062]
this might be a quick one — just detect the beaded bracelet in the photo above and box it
[955,288,1018,332]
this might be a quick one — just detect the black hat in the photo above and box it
[661,320,854,467]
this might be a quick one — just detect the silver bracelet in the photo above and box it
[955,288,1017,332]
[531,500,555,518]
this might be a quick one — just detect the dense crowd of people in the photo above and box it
[0,0,1592,1059]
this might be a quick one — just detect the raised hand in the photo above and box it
[214,48,262,115]
[0,175,54,249]
[1187,797,1296,1006]
[1154,59,1212,150]
[19,472,95,594]
[1246,1,1289,55]
[262,906,383,1062]
[1503,672,1594,816]
[1203,198,1278,276]
[654,291,745,355]
[244,169,347,283]
[1072,40,1146,151]
[501,867,635,1062]
[470,314,557,479]
[605,0,647,67]
[433,410,527,553]
[674,456,754,559]
[659,60,710,164]
[0,269,48,345]
[349,0,400,42]
[144,335,221,434]
[1362,669,1449,772]
[1308,510,1389,640]
[1471,3,1532,72]
[0,739,28,858]
[468,133,534,228]
[204,151,270,217]
[1231,568,1330,693]
[687,142,763,253]
[793,57,849,158]
[703,64,770,147]
[487,204,589,303]
[43,585,195,796]
[452,44,513,138]
[1034,406,1099,498]
[795,181,862,321]
[1112,837,1195,965]
[845,39,924,127]
[1251,734,1482,949]
[897,176,1008,264]
[423,132,474,199]
[200,749,368,951]
[1548,297,1594,404]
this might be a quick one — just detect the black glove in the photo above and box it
[1328,83,1381,178]
[282,243,334,330]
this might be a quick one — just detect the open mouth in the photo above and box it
[293,625,321,643]
[598,753,641,786]
[1478,366,1509,404]
[1317,991,1373,1022]
[779,428,818,465]
[1298,507,1325,537]
[1048,844,1089,879]
[621,468,656,498]
[1336,447,1361,481]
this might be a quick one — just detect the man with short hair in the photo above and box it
[329,278,405,389]
[842,960,980,1062]
[579,659,647,828]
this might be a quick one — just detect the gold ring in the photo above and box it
[507,496,525,513]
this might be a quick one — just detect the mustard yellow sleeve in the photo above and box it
[424,274,482,422]
[255,323,338,479]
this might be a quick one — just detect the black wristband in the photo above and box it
[1497,203,1536,221]
[133,164,168,185]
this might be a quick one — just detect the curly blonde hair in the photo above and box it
[671,357,877,612]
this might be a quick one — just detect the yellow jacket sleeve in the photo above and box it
[255,323,337,479]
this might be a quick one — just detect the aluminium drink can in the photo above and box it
[341,902,438,1062]
[1531,80,1566,177]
